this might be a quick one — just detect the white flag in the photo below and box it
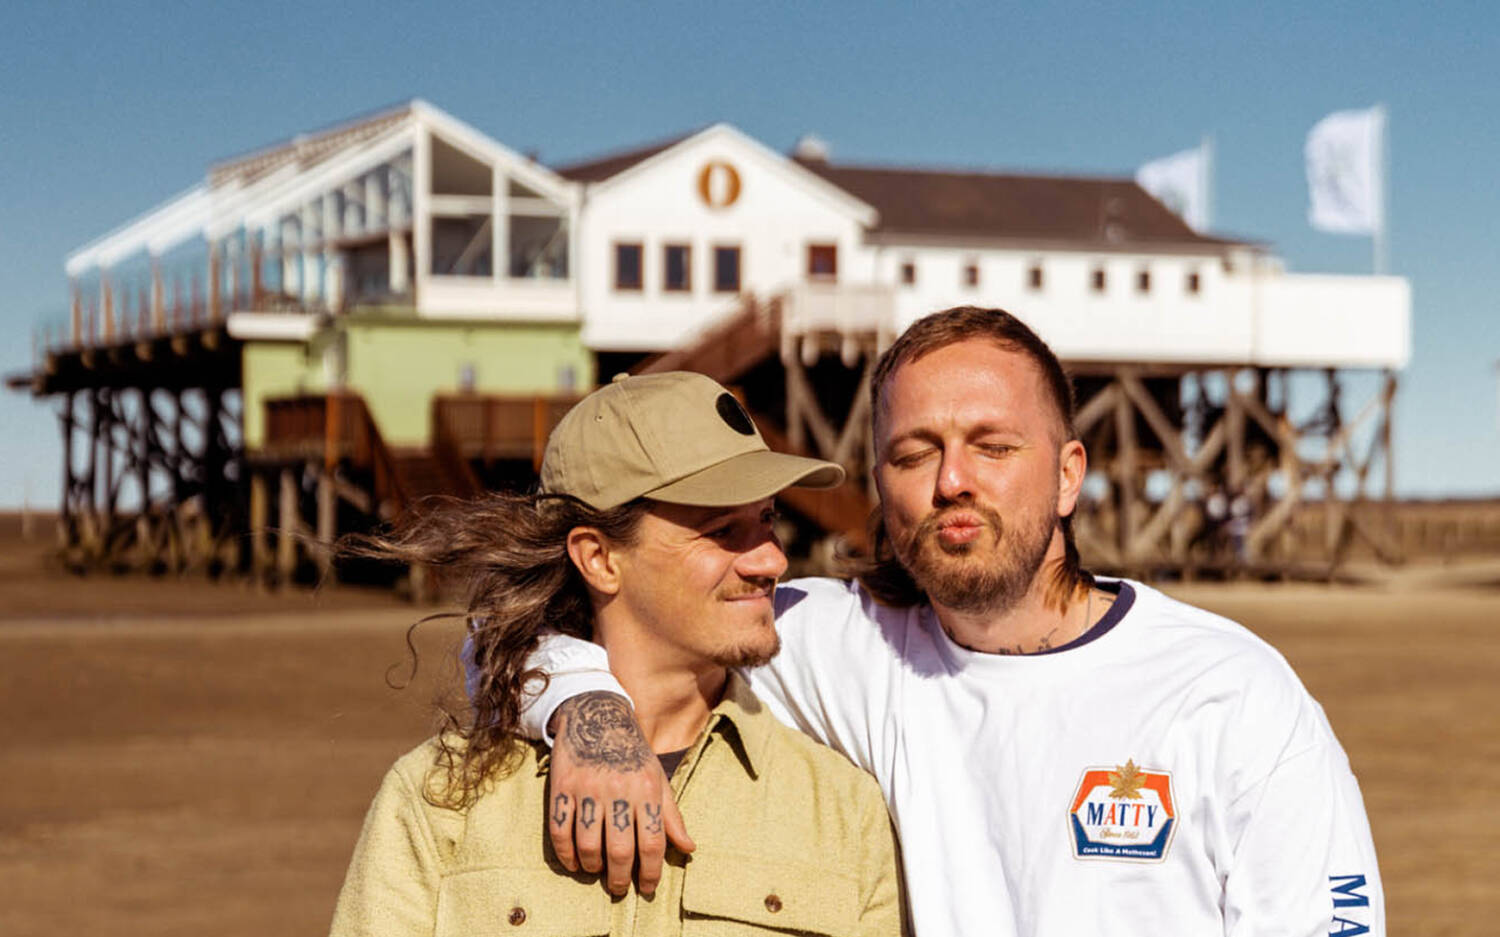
[1137,143,1209,232]
[1306,107,1384,235]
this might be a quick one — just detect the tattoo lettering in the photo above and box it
[578,797,596,829]
[550,793,570,828]
[559,691,653,771]
[612,799,632,832]
[643,802,662,835]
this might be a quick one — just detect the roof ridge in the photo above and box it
[207,99,417,184]
[798,156,1136,185]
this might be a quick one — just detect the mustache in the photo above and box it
[912,502,1005,545]
[716,577,777,601]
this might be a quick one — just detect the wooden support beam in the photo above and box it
[317,469,336,576]
[1113,372,1139,562]
[277,467,298,584]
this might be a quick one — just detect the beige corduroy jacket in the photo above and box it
[330,673,905,936]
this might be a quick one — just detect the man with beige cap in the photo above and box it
[329,372,903,937]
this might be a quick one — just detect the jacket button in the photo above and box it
[508,906,526,926]
[764,894,783,913]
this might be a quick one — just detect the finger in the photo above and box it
[575,794,604,875]
[547,789,576,872]
[636,798,666,897]
[661,786,695,855]
[605,797,635,896]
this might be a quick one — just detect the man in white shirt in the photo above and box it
[523,306,1384,936]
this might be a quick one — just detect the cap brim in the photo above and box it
[643,449,845,507]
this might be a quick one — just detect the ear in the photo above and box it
[565,527,622,596]
[1056,438,1087,519]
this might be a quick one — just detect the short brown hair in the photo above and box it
[858,305,1091,607]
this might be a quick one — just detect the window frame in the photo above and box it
[613,241,644,292]
[663,242,692,293]
[712,244,742,293]
[806,243,838,282]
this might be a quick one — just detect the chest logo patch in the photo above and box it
[1069,759,1177,862]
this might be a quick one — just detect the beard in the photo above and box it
[894,498,1056,615]
[708,626,780,669]
[706,582,781,668]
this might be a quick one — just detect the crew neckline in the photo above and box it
[929,580,1137,675]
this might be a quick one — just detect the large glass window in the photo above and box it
[509,215,568,279]
[431,215,492,276]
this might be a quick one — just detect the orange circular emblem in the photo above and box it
[697,161,741,208]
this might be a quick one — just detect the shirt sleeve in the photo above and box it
[1222,700,1385,937]
[506,634,634,746]
[329,765,445,937]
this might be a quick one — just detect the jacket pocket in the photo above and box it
[436,867,610,936]
[681,853,859,935]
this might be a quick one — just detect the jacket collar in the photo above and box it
[702,670,774,779]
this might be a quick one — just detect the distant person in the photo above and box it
[329,372,903,936]
[524,307,1384,936]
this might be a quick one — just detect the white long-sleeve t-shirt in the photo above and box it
[521,577,1384,937]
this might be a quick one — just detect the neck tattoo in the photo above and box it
[956,586,1098,656]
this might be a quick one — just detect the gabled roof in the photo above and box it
[209,102,415,188]
[794,159,1241,248]
[555,124,878,226]
[553,131,698,182]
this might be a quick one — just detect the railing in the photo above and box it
[779,282,896,340]
[262,390,408,509]
[433,394,584,469]
[638,294,783,384]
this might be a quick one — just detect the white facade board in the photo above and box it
[577,127,874,351]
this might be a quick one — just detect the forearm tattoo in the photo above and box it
[612,799,632,832]
[558,691,653,771]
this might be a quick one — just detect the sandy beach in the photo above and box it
[1,516,1495,935]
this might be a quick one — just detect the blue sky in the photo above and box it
[2,0,1496,505]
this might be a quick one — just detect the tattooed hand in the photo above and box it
[547,691,694,896]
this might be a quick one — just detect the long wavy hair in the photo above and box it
[339,492,649,809]
[855,305,1093,610]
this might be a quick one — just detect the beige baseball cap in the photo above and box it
[540,372,845,509]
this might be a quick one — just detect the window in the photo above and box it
[431,216,492,276]
[663,244,691,292]
[509,215,568,279]
[1186,271,1202,295]
[807,243,838,281]
[1091,267,1107,293]
[1136,269,1151,293]
[713,245,741,293]
[964,262,980,288]
[900,261,916,286]
[1027,263,1044,291]
[614,242,642,291]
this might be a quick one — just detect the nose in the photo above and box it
[934,445,976,504]
[736,529,789,582]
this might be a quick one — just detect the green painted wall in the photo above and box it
[242,340,328,449]
[242,316,592,450]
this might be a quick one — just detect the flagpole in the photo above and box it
[1201,134,1214,232]
[1373,103,1388,275]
